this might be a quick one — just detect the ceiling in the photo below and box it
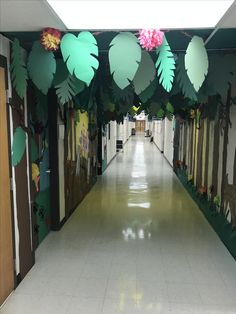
[1,0,236,51]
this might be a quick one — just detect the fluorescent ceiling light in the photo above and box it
[46,0,233,30]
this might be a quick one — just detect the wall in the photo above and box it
[152,120,165,152]
[163,118,175,166]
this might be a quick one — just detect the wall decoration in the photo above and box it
[185,36,209,92]
[12,126,26,166]
[133,50,156,95]
[32,163,40,192]
[10,38,28,99]
[40,27,61,51]
[55,74,78,105]
[27,41,56,94]
[60,32,99,86]
[176,53,197,101]
[53,59,69,86]
[112,81,134,103]
[109,32,141,90]
[139,78,158,103]
[30,137,38,162]
[155,36,175,92]
[138,29,164,51]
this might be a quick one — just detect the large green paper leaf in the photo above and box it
[12,127,26,166]
[176,53,197,101]
[10,39,28,99]
[55,75,85,105]
[133,51,156,94]
[27,41,56,94]
[185,36,209,92]
[139,78,158,103]
[60,32,99,86]
[155,36,176,92]
[109,32,141,90]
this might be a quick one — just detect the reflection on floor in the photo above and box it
[1,135,236,314]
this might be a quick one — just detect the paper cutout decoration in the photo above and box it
[32,163,40,192]
[149,101,161,115]
[40,27,61,51]
[109,32,141,90]
[12,127,26,166]
[101,92,115,112]
[60,32,99,86]
[55,75,85,105]
[40,148,50,192]
[155,36,176,92]
[138,29,164,51]
[133,51,156,95]
[166,102,174,113]
[10,38,28,99]
[112,81,134,104]
[176,53,197,101]
[28,41,56,94]
[157,108,165,119]
[53,59,69,86]
[185,36,209,92]
[31,137,38,162]
[139,78,158,103]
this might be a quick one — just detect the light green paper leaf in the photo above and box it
[10,38,28,99]
[27,41,56,94]
[139,78,158,103]
[60,32,99,86]
[56,75,75,105]
[185,36,209,92]
[155,36,176,92]
[176,53,197,101]
[53,59,69,86]
[12,127,26,166]
[109,32,141,90]
[133,51,156,94]
[166,102,174,113]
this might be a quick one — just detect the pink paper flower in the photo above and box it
[138,29,164,51]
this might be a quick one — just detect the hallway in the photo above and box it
[1,135,236,314]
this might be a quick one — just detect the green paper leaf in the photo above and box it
[139,78,158,103]
[10,39,28,99]
[60,32,99,86]
[12,127,26,166]
[176,53,197,101]
[155,36,176,92]
[112,81,134,104]
[185,36,209,92]
[101,91,116,112]
[27,41,56,94]
[166,102,174,113]
[109,32,141,90]
[156,108,165,119]
[53,59,69,86]
[55,73,85,105]
[133,51,156,95]
[149,102,161,115]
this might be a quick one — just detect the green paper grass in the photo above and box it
[109,32,141,90]
[60,32,99,86]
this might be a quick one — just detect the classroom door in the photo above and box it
[0,66,14,304]
[135,120,145,132]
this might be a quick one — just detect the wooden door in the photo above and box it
[0,66,14,304]
[135,120,145,132]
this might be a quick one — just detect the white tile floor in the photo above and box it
[1,135,236,313]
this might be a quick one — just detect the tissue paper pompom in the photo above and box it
[138,29,164,51]
[40,27,61,51]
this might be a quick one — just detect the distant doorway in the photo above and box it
[135,120,145,133]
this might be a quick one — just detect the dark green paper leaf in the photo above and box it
[27,41,56,94]
[12,127,26,166]
[10,38,28,99]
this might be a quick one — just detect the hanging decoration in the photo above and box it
[55,75,85,105]
[109,32,141,90]
[32,163,40,192]
[112,81,134,104]
[139,78,158,103]
[27,41,56,94]
[40,27,61,51]
[60,32,99,86]
[133,50,156,95]
[12,127,26,166]
[10,38,28,99]
[185,36,209,92]
[155,36,176,92]
[53,59,69,86]
[138,29,164,51]
[176,53,197,101]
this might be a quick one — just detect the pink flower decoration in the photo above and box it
[138,29,164,51]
